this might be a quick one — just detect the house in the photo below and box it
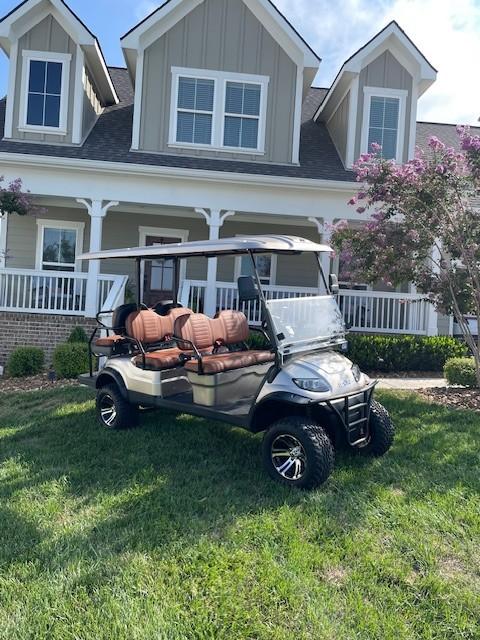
[0,0,467,362]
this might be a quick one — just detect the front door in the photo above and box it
[143,235,181,307]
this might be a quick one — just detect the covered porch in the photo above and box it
[0,196,437,336]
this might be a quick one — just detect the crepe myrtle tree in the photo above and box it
[332,128,480,384]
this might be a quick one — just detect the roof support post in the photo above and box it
[196,208,235,317]
[77,198,119,317]
[309,217,334,286]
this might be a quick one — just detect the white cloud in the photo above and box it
[134,1,159,21]
[276,0,480,125]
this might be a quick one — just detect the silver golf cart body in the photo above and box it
[79,236,377,448]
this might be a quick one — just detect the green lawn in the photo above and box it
[0,388,479,640]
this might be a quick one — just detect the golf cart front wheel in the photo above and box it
[96,384,138,430]
[262,417,334,489]
[359,400,395,456]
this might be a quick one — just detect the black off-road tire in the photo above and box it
[359,400,395,457]
[262,416,335,490]
[96,384,138,430]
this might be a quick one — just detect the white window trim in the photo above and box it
[234,249,277,286]
[360,86,407,164]
[19,50,72,136]
[35,219,84,271]
[138,226,189,299]
[169,66,269,155]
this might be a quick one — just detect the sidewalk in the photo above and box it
[377,377,446,390]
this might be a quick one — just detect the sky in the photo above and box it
[0,0,479,125]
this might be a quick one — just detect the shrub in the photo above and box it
[53,342,89,379]
[7,347,44,378]
[67,327,89,343]
[347,334,468,373]
[444,358,477,387]
[247,331,271,350]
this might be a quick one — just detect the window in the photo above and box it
[224,82,261,149]
[20,51,71,133]
[361,87,407,163]
[236,254,276,286]
[176,77,214,145]
[170,67,268,153]
[36,221,84,271]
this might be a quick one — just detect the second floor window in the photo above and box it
[224,82,261,149]
[361,87,407,163]
[20,51,71,134]
[176,77,215,145]
[170,67,268,154]
[27,60,63,128]
[367,96,400,160]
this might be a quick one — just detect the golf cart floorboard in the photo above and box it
[158,391,253,426]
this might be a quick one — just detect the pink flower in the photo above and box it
[348,197,357,206]
[428,136,446,152]
[356,207,366,214]
[370,142,382,153]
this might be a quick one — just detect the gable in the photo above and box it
[138,0,298,164]
[121,0,320,77]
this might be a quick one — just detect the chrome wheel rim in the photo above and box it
[271,434,307,481]
[100,395,117,427]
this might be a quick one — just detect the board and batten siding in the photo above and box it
[13,15,77,144]
[327,90,350,165]
[354,50,413,163]
[139,0,297,164]
[82,66,102,140]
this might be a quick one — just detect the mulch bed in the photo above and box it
[417,387,480,412]
[0,374,79,394]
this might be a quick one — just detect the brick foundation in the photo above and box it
[0,312,97,367]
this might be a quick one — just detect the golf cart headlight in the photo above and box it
[352,364,362,382]
[293,378,330,393]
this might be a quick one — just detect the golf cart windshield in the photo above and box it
[267,295,345,356]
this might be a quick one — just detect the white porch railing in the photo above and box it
[179,280,432,335]
[0,268,127,316]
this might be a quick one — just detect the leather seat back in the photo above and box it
[175,310,249,350]
[127,308,193,344]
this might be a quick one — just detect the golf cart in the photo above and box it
[79,235,394,489]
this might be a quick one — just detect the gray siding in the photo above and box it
[13,15,77,144]
[82,66,102,139]
[327,90,350,165]
[354,50,413,162]
[140,0,297,164]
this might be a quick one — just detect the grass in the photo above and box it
[0,387,479,640]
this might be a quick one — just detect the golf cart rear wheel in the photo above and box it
[359,400,395,456]
[96,384,138,430]
[263,417,334,489]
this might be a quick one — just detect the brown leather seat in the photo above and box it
[94,335,126,348]
[185,350,274,374]
[175,310,274,374]
[134,348,186,371]
[127,307,194,370]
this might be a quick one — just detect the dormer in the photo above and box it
[314,22,437,167]
[0,0,118,145]
[120,0,320,164]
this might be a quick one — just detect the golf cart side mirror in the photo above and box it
[238,276,259,303]
[329,274,339,295]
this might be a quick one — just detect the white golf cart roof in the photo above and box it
[79,235,332,261]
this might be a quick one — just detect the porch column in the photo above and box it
[0,213,8,268]
[77,199,119,318]
[426,244,440,336]
[309,217,334,284]
[196,208,235,317]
